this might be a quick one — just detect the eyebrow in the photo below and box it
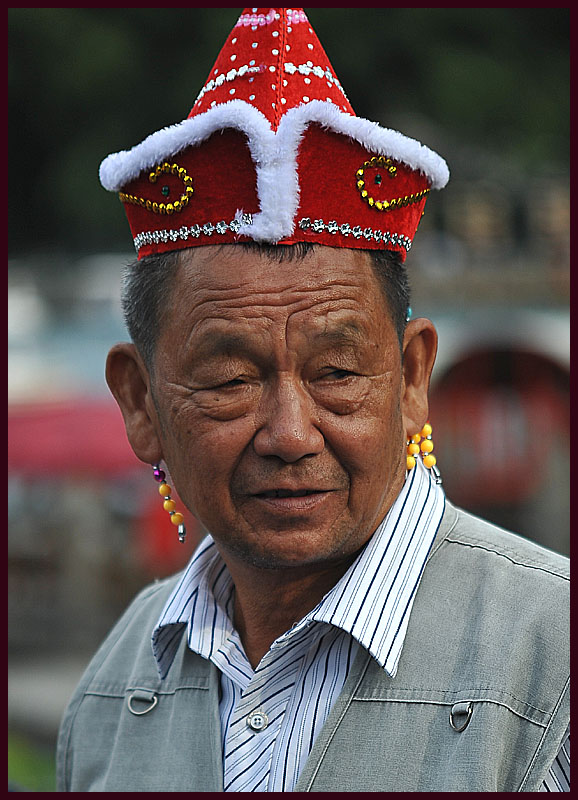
[310,322,367,348]
[193,331,252,359]
[191,321,368,360]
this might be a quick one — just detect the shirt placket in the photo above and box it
[221,623,317,791]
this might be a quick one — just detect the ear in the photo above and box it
[401,318,438,439]
[105,343,163,465]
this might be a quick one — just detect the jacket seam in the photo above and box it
[443,536,569,580]
[83,683,210,697]
[351,696,548,727]
[353,685,550,714]
[518,676,570,791]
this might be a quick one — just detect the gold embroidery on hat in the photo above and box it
[119,161,194,215]
[355,156,429,212]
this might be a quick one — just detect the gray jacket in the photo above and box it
[57,503,569,791]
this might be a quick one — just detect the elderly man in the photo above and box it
[57,8,569,792]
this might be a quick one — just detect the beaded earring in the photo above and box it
[406,422,437,471]
[152,463,187,543]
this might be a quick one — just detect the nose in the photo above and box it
[253,376,324,462]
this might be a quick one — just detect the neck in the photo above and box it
[225,556,358,669]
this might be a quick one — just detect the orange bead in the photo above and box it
[159,483,172,497]
[163,499,176,513]
[423,454,437,469]
[170,512,184,526]
[411,434,421,444]
[420,423,433,438]
[406,455,416,470]
[420,439,434,453]
[407,442,420,456]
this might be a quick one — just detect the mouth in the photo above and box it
[250,487,334,512]
[257,488,324,499]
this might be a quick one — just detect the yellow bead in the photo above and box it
[159,483,172,497]
[149,172,157,183]
[420,438,434,454]
[420,423,433,438]
[411,434,421,444]
[423,454,437,469]
[163,499,176,513]
[407,442,420,456]
[170,512,184,526]
[406,455,416,470]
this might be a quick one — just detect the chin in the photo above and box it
[222,527,364,573]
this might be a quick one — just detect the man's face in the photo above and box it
[149,245,409,571]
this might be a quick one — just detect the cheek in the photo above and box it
[157,393,252,505]
[323,388,404,479]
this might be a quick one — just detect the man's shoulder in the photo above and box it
[70,572,186,693]
[121,572,184,625]
[436,501,569,582]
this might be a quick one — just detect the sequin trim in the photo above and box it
[235,9,278,27]
[355,156,429,212]
[286,9,308,24]
[298,217,412,252]
[195,65,266,105]
[284,62,347,99]
[120,160,194,215]
[133,214,412,253]
[234,9,307,27]
[133,214,254,251]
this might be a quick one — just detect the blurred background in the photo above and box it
[8,8,569,791]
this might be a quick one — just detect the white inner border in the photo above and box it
[100,100,449,244]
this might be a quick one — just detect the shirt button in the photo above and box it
[247,711,269,732]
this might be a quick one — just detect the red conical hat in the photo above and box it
[100,8,449,261]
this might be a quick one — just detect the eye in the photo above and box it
[318,368,354,381]
[219,377,247,388]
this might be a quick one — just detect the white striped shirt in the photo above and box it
[152,460,569,791]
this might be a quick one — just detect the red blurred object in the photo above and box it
[430,350,569,506]
[8,396,141,476]
[134,492,201,577]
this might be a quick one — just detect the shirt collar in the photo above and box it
[308,459,445,676]
[152,459,445,679]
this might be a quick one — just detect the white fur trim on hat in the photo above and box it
[99,99,449,244]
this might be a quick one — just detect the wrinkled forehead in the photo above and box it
[160,243,394,342]
[174,243,384,298]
